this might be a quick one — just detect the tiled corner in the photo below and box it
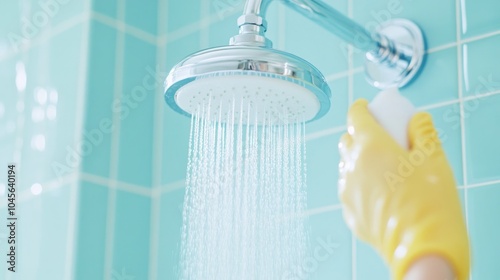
[464,93,500,184]
[81,21,117,179]
[284,1,349,77]
[427,104,464,186]
[116,34,157,187]
[460,0,500,39]
[356,240,390,280]
[74,181,109,280]
[306,131,344,209]
[305,210,352,279]
[462,35,500,97]
[467,184,500,279]
[111,190,151,280]
[306,77,348,133]
[157,189,185,280]
[353,0,456,53]
[167,0,202,33]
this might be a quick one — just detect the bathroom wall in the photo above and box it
[160,0,500,279]
[0,0,499,280]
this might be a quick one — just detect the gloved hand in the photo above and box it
[338,99,470,280]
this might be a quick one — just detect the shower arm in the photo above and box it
[230,0,425,89]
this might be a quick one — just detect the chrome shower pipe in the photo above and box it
[230,0,424,88]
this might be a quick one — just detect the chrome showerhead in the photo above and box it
[164,45,331,125]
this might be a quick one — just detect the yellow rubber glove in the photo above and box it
[338,99,470,280]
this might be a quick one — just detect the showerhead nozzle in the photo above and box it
[164,45,331,125]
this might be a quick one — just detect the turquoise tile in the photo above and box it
[353,0,456,68]
[306,131,344,209]
[158,189,185,279]
[166,31,200,70]
[92,0,118,18]
[167,0,202,33]
[461,0,500,38]
[306,77,348,133]
[112,190,151,280]
[305,210,352,279]
[20,23,84,187]
[161,105,191,185]
[81,21,117,178]
[462,35,500,97]
[464,93,500,184]
[353,72,378,101]
[2,183,75,280]
[74,181,109,280]
[467,184,500,279]
[42,0,87,27]
[428,105,464,186]
[262,0,280,46]
[117,34,157,187]
[356,240,390,280]
[125,0,158,34]
[0,2,23,54]
[402,48,459,107]
[208,12,240,47]
[284,1,349,77]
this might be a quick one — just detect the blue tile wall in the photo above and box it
[111,190,151,280]
[465,93,500,184]
[2,0,500,279]
[462,34,500,97]
[116,33,157,187]
[81,21,117,178]
[158,188,185,280]
[74,181,109,280]
[467,184,500,279]
[460,0,500,39]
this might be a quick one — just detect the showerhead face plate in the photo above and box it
[165,45,331,125]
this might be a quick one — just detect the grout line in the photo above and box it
[454,5,471,279]
[466,179,500,189]
[65,2,92,278]
[305,126,346,142]
[103,2,126,278]
[426,42,457,53]
[462,89,500,101]
[417,99,460,111]
[301,204,342,217]
[159,179,186,194]
[91,12,157,45]
[461,29,500,44]
[80,173,152,197]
